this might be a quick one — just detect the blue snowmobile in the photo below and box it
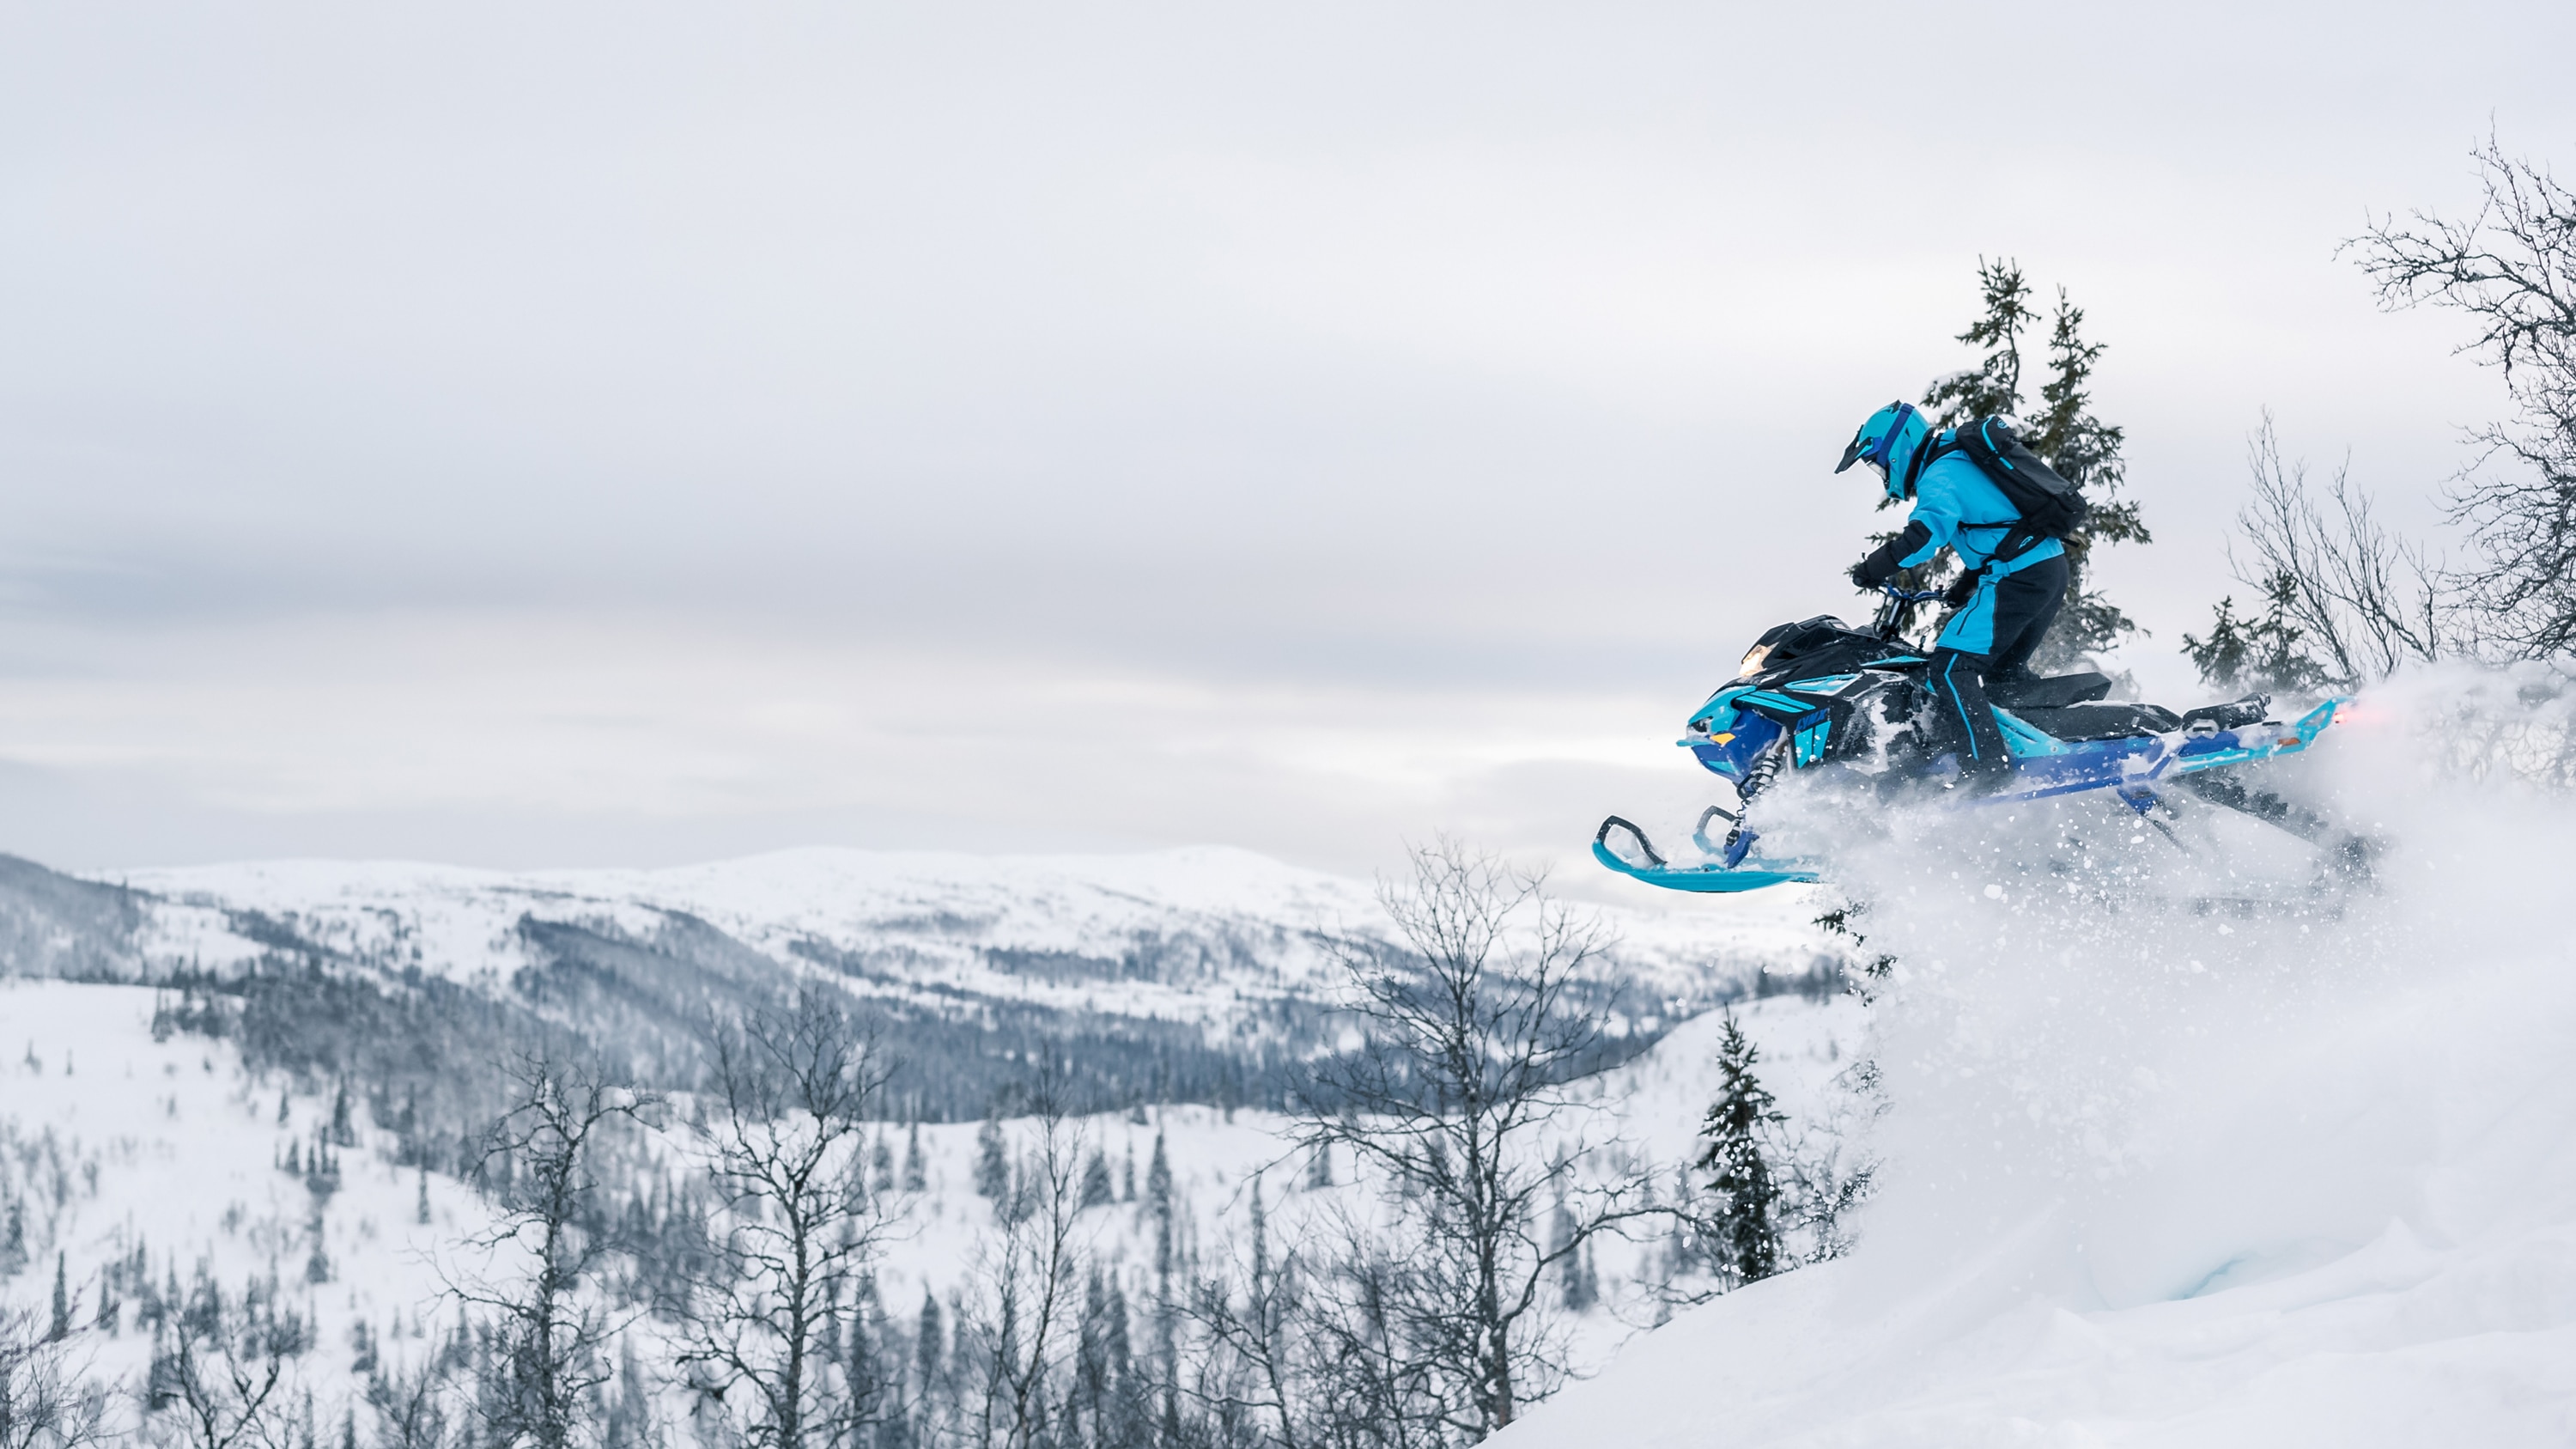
[1593,588,2351,893]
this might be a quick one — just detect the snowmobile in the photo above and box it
[1593,587,2353,894]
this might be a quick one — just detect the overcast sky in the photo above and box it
[0,0,2567,881]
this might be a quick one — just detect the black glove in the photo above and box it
[1850,544,1903,590]
[1941,569,1981,607]
[1850,521,1931,592]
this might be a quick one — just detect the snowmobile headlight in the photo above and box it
[1736,644,1771,677]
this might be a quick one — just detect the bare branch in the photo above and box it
[668,984,893,1449]
[2349,137,2576,655]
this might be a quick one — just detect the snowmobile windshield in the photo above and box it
[1738,643,1773,677]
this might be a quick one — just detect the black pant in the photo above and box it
[1928,554,2069,782]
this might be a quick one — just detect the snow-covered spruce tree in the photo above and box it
[1078,1149,1114,1209]
[829,1276,890,1449]
[672,985,894,1449]
[46,1253,69,1342]
[1066,1267,1145,1449]
[1919,258,2038,430]
[974,1113,1012,1203]
[902,1122,928,1194]
[0,1199,21,1280]
[2023,289,2149,669]
[911,1288,945,1443]
[1143,1126,1177,1439]
[1694,1015,1784,1286]
[1912,258,2149,673]
[2183,572,2334,697]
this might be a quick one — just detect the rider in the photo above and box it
[1835,401,2069,789]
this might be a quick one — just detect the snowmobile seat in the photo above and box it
[2010,701,2185,742]
[1986,671,2114,709]
[2178,694,2271,733]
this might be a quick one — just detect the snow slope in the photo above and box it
[1503,668,2576,1445]
[0,975,1868,1408]
[0,979,471,1399]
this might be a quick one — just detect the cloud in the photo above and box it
[0,0,2564,868]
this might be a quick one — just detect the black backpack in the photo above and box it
[1935,415,2089,564]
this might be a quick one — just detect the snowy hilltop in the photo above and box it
[0,844,1835,1123]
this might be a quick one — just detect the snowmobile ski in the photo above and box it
[1592,814,1821,893]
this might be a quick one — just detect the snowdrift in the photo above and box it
[1503,667,2576,1446]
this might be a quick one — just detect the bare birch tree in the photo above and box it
[453,1056,658,1449]
[675,985,891,1449]
[0,1307,110,1449]
[2209,414,2453,688]
[2351,137,2576,655]
[147,1281,305,1449]
[1285,841,1678,1442]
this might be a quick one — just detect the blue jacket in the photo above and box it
[1893,446,2066,578]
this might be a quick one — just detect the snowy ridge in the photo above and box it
[110,844,1834,1037]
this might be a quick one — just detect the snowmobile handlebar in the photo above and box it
[1869,584,1942,641]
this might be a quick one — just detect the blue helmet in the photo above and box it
[1835,400,1932,501]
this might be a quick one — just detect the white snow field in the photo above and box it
[0,977,1863,1412]
[1504,667,2576,1446]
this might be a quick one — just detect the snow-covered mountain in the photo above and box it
[0,844,1840,1124]
[118,844,1832,1022]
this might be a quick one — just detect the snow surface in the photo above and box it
[1503,668,2576,1446]
[0,980,468,1396]
[0,976,1865,1404]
